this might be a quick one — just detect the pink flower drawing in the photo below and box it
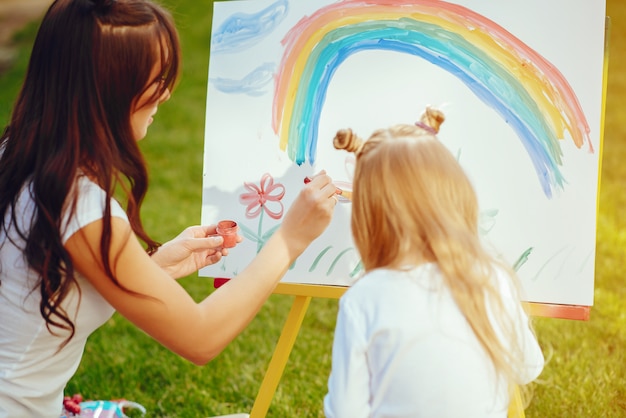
[239,173,285,252]
[239,173,285,220]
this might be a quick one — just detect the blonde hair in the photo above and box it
[334,107,529,388]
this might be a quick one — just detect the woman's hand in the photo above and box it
[276,171,338,259]
[151,225,241,278]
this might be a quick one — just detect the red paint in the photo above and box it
[213,278,230,288]
[304,176,344,195]
[216,220,238,248]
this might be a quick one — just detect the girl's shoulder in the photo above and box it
[489,262,521,300]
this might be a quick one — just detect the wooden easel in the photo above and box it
[248,283,344,417]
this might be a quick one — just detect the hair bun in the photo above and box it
[333,128,364,154]
[416,107,445,134]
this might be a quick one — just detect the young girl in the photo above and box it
[0,0,337,416]
[324,108,544,417]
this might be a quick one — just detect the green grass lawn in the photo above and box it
[1,1,625,417]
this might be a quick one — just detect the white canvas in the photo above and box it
[200,0,607,306]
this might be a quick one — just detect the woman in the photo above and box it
[0,0,337,415]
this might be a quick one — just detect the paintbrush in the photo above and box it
[304,176,352,201]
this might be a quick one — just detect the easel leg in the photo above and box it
[507,385,525,418]
[249,295,312,418]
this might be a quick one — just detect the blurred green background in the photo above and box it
[0,0,624,416]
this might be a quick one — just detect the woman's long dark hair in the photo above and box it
[0,0,181,343]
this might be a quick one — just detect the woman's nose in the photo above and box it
[159,88,171,104]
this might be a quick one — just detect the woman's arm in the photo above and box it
[64,174,337,365]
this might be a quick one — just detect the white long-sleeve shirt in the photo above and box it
[324,263,544,418]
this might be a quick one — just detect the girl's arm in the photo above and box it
[324,298,371,417]
[514,309,545,385]
[64,175,337,365]
[495,268,545,384]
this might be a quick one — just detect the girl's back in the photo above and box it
[324,263,543,418]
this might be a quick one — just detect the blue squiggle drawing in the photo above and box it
[210,63,276,97]
[211,0,289,54]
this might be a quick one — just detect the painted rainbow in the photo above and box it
[272,0,593,197]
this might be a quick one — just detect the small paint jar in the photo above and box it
[216,220,238,248]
